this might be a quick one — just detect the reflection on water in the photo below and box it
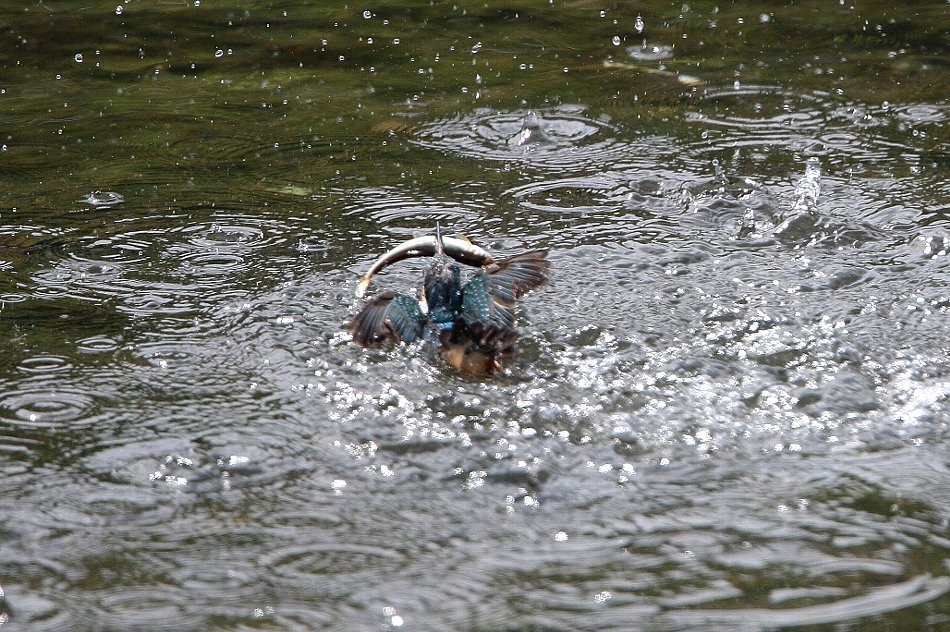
[0,0,948,630]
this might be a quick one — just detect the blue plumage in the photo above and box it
[348,237,549,374]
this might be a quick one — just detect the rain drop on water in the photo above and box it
[214,49,224,58]
[115,5,123,15]
[74,53,83,63]
[635,15,644,33]
[611,35,621,45]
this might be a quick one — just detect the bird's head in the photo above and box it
[423,231,463,325]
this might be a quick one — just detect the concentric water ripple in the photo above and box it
[410,106,633,172]
[685,85,944,178]
[17,355,72,374]
[341,185,485,229]
[505,175,634,216]
[22,214,302,319]
[0,384,97,429]
[891,102,948,125]
[76,336,120,353]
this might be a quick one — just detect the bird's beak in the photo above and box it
[418,288,429,315]
[435,223,444,255]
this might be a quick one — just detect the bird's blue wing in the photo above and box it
[347,291,426,346]
[461,249,549,330]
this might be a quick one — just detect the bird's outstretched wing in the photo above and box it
[461,249,550,331]
[347,291,425,346]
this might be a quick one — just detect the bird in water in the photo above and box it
[347,228,550,375]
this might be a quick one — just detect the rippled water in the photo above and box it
[1,2,948,630]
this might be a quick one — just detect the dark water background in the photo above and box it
[1,1,948,630]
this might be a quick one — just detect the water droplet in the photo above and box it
[214,49,224,58]
[611,35,621,46]
[74,53,83,63]
[599,10,606,18]
[115,5,123,15]
[392,38,400,45]
[362,10,372,19]
[635,15,644,33]
[471,41,482,54]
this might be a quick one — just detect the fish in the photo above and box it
[348,229,549,374]
[355,234,495,298]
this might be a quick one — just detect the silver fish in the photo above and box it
[356,235,495,297]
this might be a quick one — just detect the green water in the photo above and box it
[1,1,948,630]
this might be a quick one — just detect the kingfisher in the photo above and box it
[347,228,550,374]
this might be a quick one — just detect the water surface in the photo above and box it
[1,1,948,630]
